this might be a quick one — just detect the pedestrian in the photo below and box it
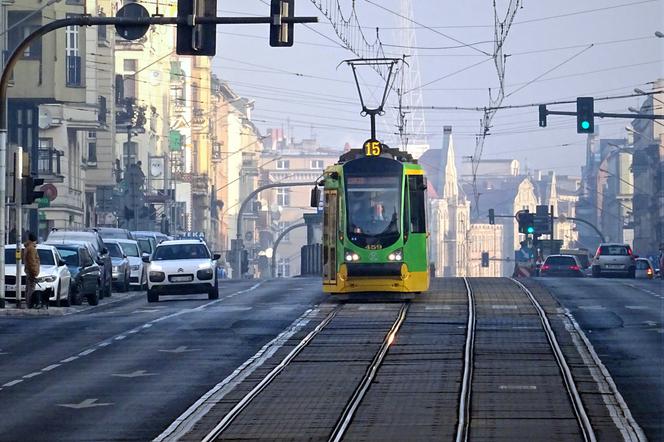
[23,233,40,308]
[658,243,664,279]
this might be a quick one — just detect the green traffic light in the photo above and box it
[527,226,535,234]
[581,121,590,130]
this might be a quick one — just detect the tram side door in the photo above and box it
[323,190,337,284]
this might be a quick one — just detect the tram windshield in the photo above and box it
[345,175,401,246]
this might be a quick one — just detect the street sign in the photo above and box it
[115,3,150,41]
[363,138,382,157]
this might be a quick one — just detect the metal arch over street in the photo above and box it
[270,222,306,278]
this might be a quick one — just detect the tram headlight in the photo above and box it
[345,250,360,262]
[388,249,403,261]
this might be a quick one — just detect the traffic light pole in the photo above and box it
[14,147,22,308]
[541,109,664,120]
[0,12,318,306]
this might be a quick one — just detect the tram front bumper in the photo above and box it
[325,263,428,293]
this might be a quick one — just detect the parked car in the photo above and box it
[144,239,220,302]
[591,243,636,278]
[115,239,146,289]
[96,227,134,240]
[52,244,101,305]
[540,255,584,277]
[4,244,71,306]
[635,258,655,279]
[135,237,155,257]
[104,240,131,292]
[46,229,112,298]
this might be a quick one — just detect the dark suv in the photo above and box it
[46,229,113,298]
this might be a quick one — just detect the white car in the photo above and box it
[108,239,146,289]
[4,244,71,306]
[143,239,220,302]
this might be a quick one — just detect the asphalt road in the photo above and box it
[0,278,326,441]
[537,276,664,441]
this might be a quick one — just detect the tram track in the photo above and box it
[455,277,476,442]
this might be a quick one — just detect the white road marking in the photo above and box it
[98,342,112,347]
[114,335,127,341]
[42,364,61,372]
[158,346,198,354]
[154,306,319,442]
[111,370,155,378]
[625,306,648,310]
[23,372,41,379]
[499,385,537,390]
[623,283,661,298]
[644,321,658,327]
[57,398,113,409]
[132,308,162,314]
[60,356,79,363]
[577,305,605,310]
[2,379,23,387]
[78,349,96,356]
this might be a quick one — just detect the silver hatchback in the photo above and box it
[591,243,636,278]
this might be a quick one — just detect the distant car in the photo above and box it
[104,240,131,292]
[540,255,584,278]
[634,258,655,279]
[46,229,112,298]
[591,243,636,278]
[115,239,146,289]
[4,244,71,306]
[52,244,101,305]
[96,227,134,240]
[144,239,220,302]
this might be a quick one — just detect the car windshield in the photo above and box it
[137,239,152,254]
[105,243,124,258]
[599,246,629,256]
[119,242,140,257]
[152,244,210,261]
[636,260,651,270]
[545,256,576,266]
[4,249,55,266]
[57,248,79,266]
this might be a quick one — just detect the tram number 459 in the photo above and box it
[363,139,382,157]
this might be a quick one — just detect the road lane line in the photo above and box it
[154,305,321,442]
[0,282,264,393]
[625,306,648,310]
[23,372,41,379]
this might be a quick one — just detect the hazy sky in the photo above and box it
[212,0,663,175]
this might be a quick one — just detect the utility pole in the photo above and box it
[14,147,23,308]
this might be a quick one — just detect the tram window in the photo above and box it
[408,176,426,233]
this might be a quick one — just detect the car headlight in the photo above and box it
[112,266,119,272]
[131,265,140,271]
[197,268,214,280]
[388,249,403,261]
[149,271,165,282]
[37,275,57,283]
[344,250,360,262]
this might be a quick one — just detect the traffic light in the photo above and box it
[241,249,249,274]
[576,97,594,134]
[270,0,294,47]
[488,208,495,225]
[481,252,489,268]
[176,0,217,55]
[517,211,535,234]
[22,176,45,205]
[538,104,547,127]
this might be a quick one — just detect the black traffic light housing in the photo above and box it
[517,211,535,235]
[481,252,489,268]
[270,0,294,47]
[176,0,217,55]
[538,104,547,127]
[488,208,495,225]
[576,97,594,134]
[22,176,45,205]
[241,249,249,274]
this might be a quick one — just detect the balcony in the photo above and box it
[66,55,82,87]
[38,148,65,183]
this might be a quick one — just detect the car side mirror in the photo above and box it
[58,259,66,267]
[123,254,128,259]
[101,247,108,255]
[142,255,151,263]
[633,255,639,259]
[213,253,221,260]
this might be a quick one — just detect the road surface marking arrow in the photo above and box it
[57,399,113,409]
[158,346,199,353]
[112,370,156,378]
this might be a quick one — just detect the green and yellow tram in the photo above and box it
[317,141,430,295]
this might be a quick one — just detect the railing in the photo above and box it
[38,148,63,177]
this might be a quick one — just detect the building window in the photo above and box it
[123,59,138,98]
[276,159,290,170]
[38,138,62,175]
[277,257,290,277]
[65,17,81,86]
[277,188,290,206]
[87,131,97,166]
[7,12,42,60]
[278,221,290,241]
[98,96,107,124]
[97,11,107,43]
[310,160,324,169]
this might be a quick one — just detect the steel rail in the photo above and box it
[510,278,597,442]
[329,302,410,442]
[201,305,342,442]
[455,277,476,442]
